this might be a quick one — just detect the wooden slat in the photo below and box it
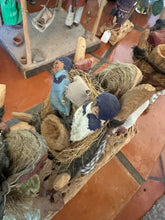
[20,0,32,65]
[90,0,106,40]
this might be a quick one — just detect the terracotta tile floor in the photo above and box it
[1,1,165,220]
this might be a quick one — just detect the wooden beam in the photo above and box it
[90,0,106,41]
[0,84,6,108]
[57,0,63,11]
[20,0,32,65]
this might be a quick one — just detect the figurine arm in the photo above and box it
[53,74,66,84]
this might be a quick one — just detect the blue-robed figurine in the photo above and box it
[50,56,73,116]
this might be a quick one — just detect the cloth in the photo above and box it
[50,70,71,116]
[112,100,150,134]
[65,4,84,26]
[70,102,104,142]
[97,92,120,121]
[110,0,137,24]
[80,139,107,174]
[65,75,91,107]
[0,0,22,25]
[56,57,73,72]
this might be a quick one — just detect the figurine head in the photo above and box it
[91,92,120,121]
[52,56,73,74]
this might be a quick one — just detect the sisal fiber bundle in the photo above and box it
[96,63,143,98]
[54,125,107,164]
[153,73,165,87]
[115,84,155,121]
[69,68,104,99]
[6,129,47,187]
[41,114,70,153]
[148,44,165,72]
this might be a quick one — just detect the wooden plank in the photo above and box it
[0,84,6,108]
[90,0,106,40]
[20,0,32,65]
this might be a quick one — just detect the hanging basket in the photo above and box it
[32,6,56,32]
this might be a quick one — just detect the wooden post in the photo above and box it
[74,37,86,63]
[0,84,6,108]
[90,0,106,41]
[57,0,63,11]
[20,0,32,65]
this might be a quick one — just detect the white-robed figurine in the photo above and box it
[70,92,120,142]
[65,0,86,28]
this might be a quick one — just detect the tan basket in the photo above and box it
[148,44,165,72]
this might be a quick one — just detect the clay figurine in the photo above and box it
[65,0,86,28]
[70,92,120,142]
[50,56,73,116]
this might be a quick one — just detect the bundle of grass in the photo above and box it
[96,63,143,98]
[0,129,47,220]
[41,114,70,154]
[6,129,47,186]
[115,84,156,121]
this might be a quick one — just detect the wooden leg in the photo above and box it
[57,0,63,11]
[20,0,32,65]
[0,84,6,108]
[90,0,106,41]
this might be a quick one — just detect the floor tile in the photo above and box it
[52,157,139,220]
[27,0,57,13]
[92,63,108,76]
[160,146,165,175]
[106,29,141,63]
[92,42,110,58]
[3,71,52,121]
[121,96,165,180]
[0,46,52,121]
[149,155,164,179]
[114,179,165,220]
[85,54,99,67]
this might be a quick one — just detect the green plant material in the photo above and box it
[152,0,164,16]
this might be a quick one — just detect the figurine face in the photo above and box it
[52,59,64,74]
[91,101,99,117]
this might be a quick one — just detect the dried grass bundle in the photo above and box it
[148,44,165,72]
[41,114,70,153]
[55,125,107,164]
[69,68,104,100]
[115,84,155,121]
[6,129,47,186]
[96,63,143,98]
